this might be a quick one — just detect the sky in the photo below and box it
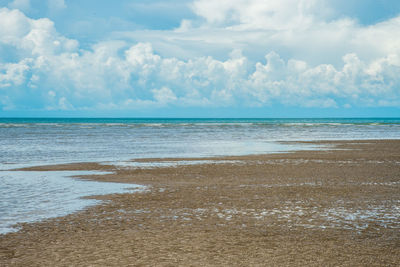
[0,0,400,117]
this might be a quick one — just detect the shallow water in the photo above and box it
[0,171,145,234]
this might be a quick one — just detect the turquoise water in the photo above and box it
[1,117,400,124]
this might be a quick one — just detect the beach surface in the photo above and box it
[1,140,399,266]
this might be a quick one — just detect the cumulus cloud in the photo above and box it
[0,8,78,56]
[0,6,400,112]
[118,5,400,70]
[186,0,399,64]
[0,59,32,87]
[191,0,326,30]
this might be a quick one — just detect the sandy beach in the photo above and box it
[1,140,399,266]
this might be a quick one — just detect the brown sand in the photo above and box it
[1,140,399,266]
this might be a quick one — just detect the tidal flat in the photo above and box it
[1,140,399,266]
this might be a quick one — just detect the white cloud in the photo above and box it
[152,87,177,105]
[0,6,400,112]
[0,8,78,56]
[117,13,400,69]
[191,0,325,30]
[0,59,32,88]
[9,41,400,109]
[0,8,31,45]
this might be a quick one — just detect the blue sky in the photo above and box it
[0,0,400,117]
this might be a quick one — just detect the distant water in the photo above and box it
[1,118,400,169]
[1,117,400,233]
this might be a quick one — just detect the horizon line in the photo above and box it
[1,116,400,119]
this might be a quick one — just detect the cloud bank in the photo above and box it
[0,3,399,113]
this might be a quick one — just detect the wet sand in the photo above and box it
[1,140,400,266]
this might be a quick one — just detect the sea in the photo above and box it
[1,117,400,233]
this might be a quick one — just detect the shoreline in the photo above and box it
[4,138,397,173]
[1,139,400,266]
